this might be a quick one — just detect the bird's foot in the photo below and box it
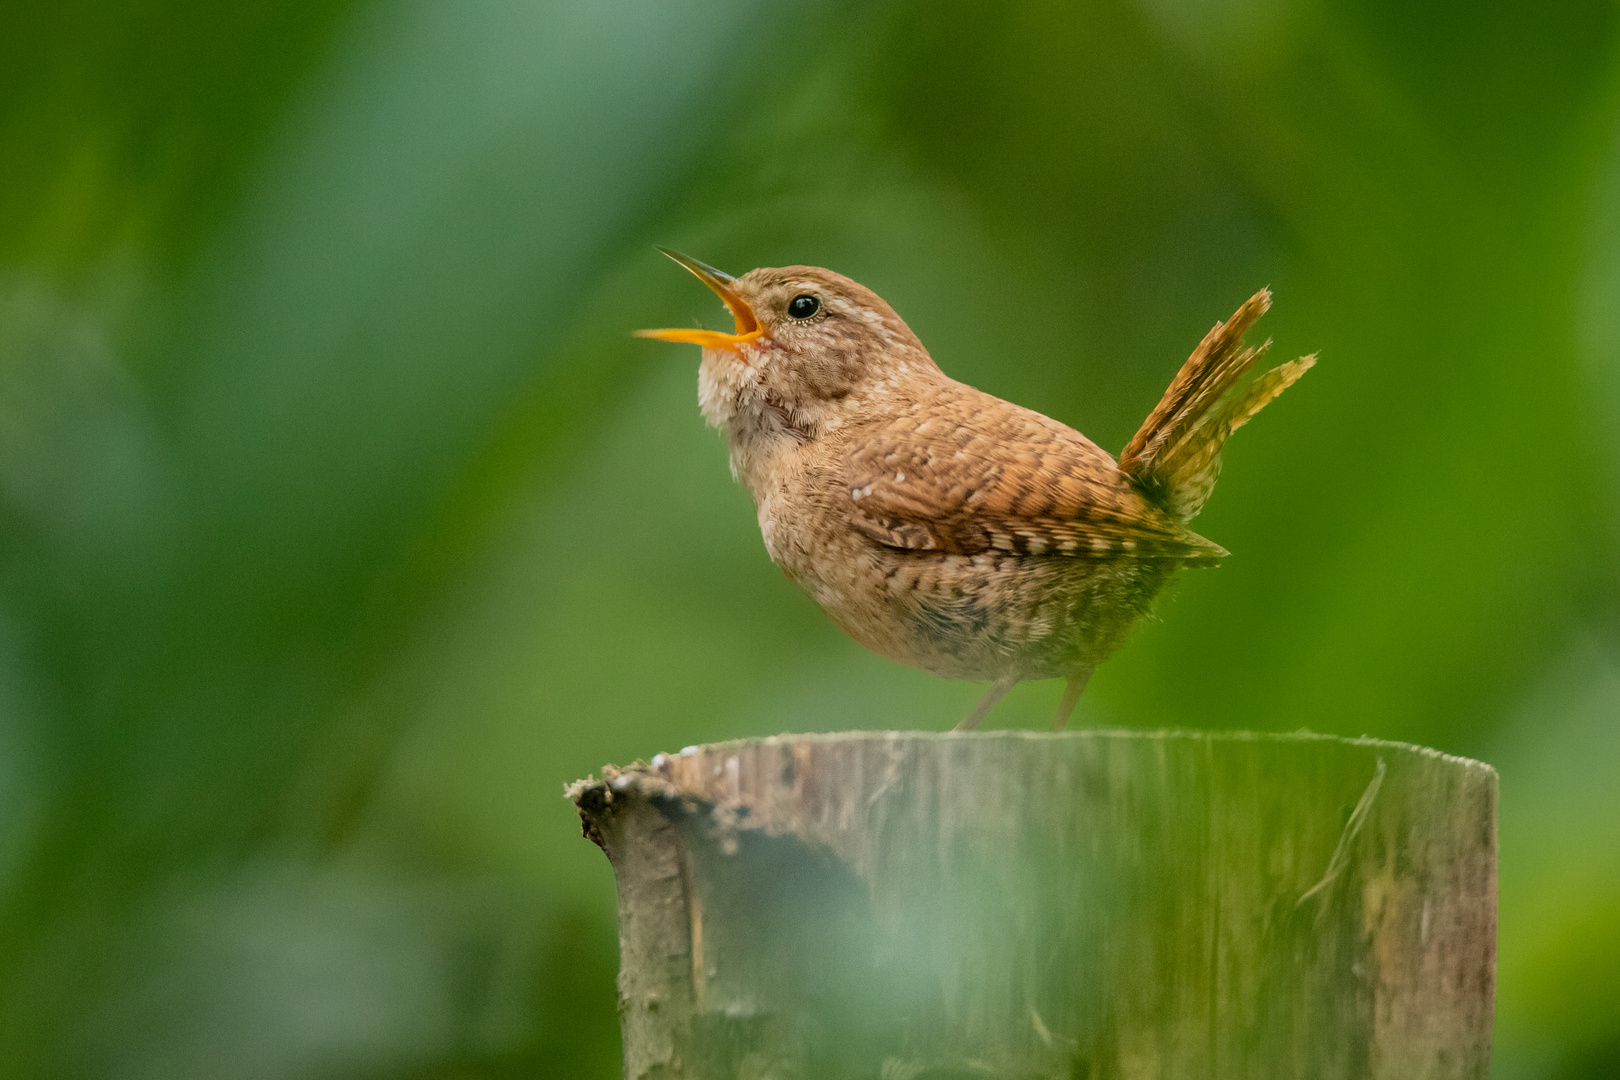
[956,675,1016,731]
[1052,669,1093,731]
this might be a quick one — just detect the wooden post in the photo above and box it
[569,730,1496,1080]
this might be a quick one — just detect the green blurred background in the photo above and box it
[0,0,1617,1075]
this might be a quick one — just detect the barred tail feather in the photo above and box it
[1118,288,1314,523]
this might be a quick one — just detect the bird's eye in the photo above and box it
[787,294,820,320]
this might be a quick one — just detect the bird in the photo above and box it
[637,249,1313,731]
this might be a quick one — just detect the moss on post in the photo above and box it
[569,730,1495,1080]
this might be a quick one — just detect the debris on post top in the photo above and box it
[568,730,1496,1080]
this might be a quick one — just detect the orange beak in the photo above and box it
[635,248,764,351]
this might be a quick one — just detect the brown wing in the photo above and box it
[844,384,1227,560]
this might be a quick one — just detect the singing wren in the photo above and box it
[638,250,1313,730]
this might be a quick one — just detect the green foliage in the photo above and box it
[0,0,1616,1076]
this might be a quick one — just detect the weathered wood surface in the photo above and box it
[569,730,1496,1080]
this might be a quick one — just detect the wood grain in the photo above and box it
[570,730,1496,1080]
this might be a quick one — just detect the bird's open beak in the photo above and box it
[635,248,763,350]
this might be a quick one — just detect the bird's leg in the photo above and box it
[956,674,1016,732]
[1052,668,1093,731]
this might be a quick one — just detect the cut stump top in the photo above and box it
[571,729,1496,1080]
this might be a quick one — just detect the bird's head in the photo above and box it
[637,250,933,435]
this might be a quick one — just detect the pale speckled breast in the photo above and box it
[746,437,1181,682]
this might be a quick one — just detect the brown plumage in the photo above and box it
[640,251,1314,729]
